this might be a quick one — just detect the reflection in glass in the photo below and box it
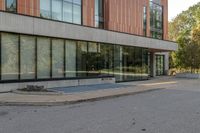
[52,39,65,78]
[63,1,73,23]
[95,0,104,28]
[65,40,76,77]
[40,0,51,18]
[114,45,123,81]
[73,4,81,24]
[77,41,88,77]
[52,0,63,20]
[87,42,101,76]
[1,33,19,80]
[150,1,163,39]
[6,0,17,12]
[20,35,36,79]
[156,55,164,76]
[37,37,51,79]
[100,43,114,76]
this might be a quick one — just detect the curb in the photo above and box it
[0,88,164,106]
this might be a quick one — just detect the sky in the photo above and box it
[168,0,200,21]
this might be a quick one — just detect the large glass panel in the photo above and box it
[122,46,136,81]
[73,0,81,4]
[73,4,81,24]
[77,41,87,77]
[37,37,51,79]
[52,39,64,78]
[63,0,73,23]
[133,48,142,80]
[156,55,165,76]
[20,35,36,79]
[141,49,149,79]
[99,43,114,76]
[1,33,19,80]
[114,45,123,82]
[95,0,104,28]
[40,0,51,18]
[6,0,17,12]
[65,40,76,78]
[52,0,63,21]
[143,6,147,36]
[87,42,101,76]
[150,1,163,39]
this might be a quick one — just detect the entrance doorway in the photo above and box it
[156,55,165,76]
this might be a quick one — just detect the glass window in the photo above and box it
[52,0,63,21]
[156,55,165,76]
[6,0,17,12]
[73,0,81,5]
[39,0,82,24]
[87,42,101,76]
[77,41,88,77]
[65,40,77,78]
[143,6,147,36]
[114,45,123,82]
[141,49,149,79]
[1,33,19,80]
[40,0,51,18]
[52,39,65,78]
[73,4,81,24]
[20,35,36,79]
[63,1,73,23]
[95,0,104,28]
[150,1,163,39]
[37,37,51,79]
[99,43,114,76]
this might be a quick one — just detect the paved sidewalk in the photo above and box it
[0,76,178,106]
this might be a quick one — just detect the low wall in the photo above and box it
[176,73,200,79]
[0,77,116,92]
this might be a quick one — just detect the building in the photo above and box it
[0,0,177,92]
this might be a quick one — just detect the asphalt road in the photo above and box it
[1,83,200,133]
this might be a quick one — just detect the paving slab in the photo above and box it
[0,76,178,106]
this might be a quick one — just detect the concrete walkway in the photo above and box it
[0,76,178,106]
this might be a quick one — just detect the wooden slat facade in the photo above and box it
[82,0,95,27]
[161,0,168,40]
[0,0,168,39]
[104,0,147,35]
[0,0,5,10]
[17,0,40,17]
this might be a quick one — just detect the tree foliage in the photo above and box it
[169,2,200,73]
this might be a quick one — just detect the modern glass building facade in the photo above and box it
[0,0,177,91]
[0,32,149,82]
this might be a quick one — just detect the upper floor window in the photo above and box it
[143,6,147,36]
[150,1,163,39]
[95,0,104,28]
[40,0,82,24]
[6,0,17,12]
[150,0,161,5]
[40,0,51,18]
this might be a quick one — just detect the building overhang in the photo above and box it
[0,12,178,51]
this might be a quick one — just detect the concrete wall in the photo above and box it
[0,12,178,52]
[0,78,115,92]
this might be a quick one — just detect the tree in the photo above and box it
[169,2,200,73]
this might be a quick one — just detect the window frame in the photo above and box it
[39,0,82,25]
[5,0,17,13]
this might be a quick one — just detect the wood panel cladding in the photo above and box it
[17,0,40,17]
[161,0,168,40]
[0,0,5,10]
[82,0,95,27]
[104,0,147,35]
[0,0,168,39]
